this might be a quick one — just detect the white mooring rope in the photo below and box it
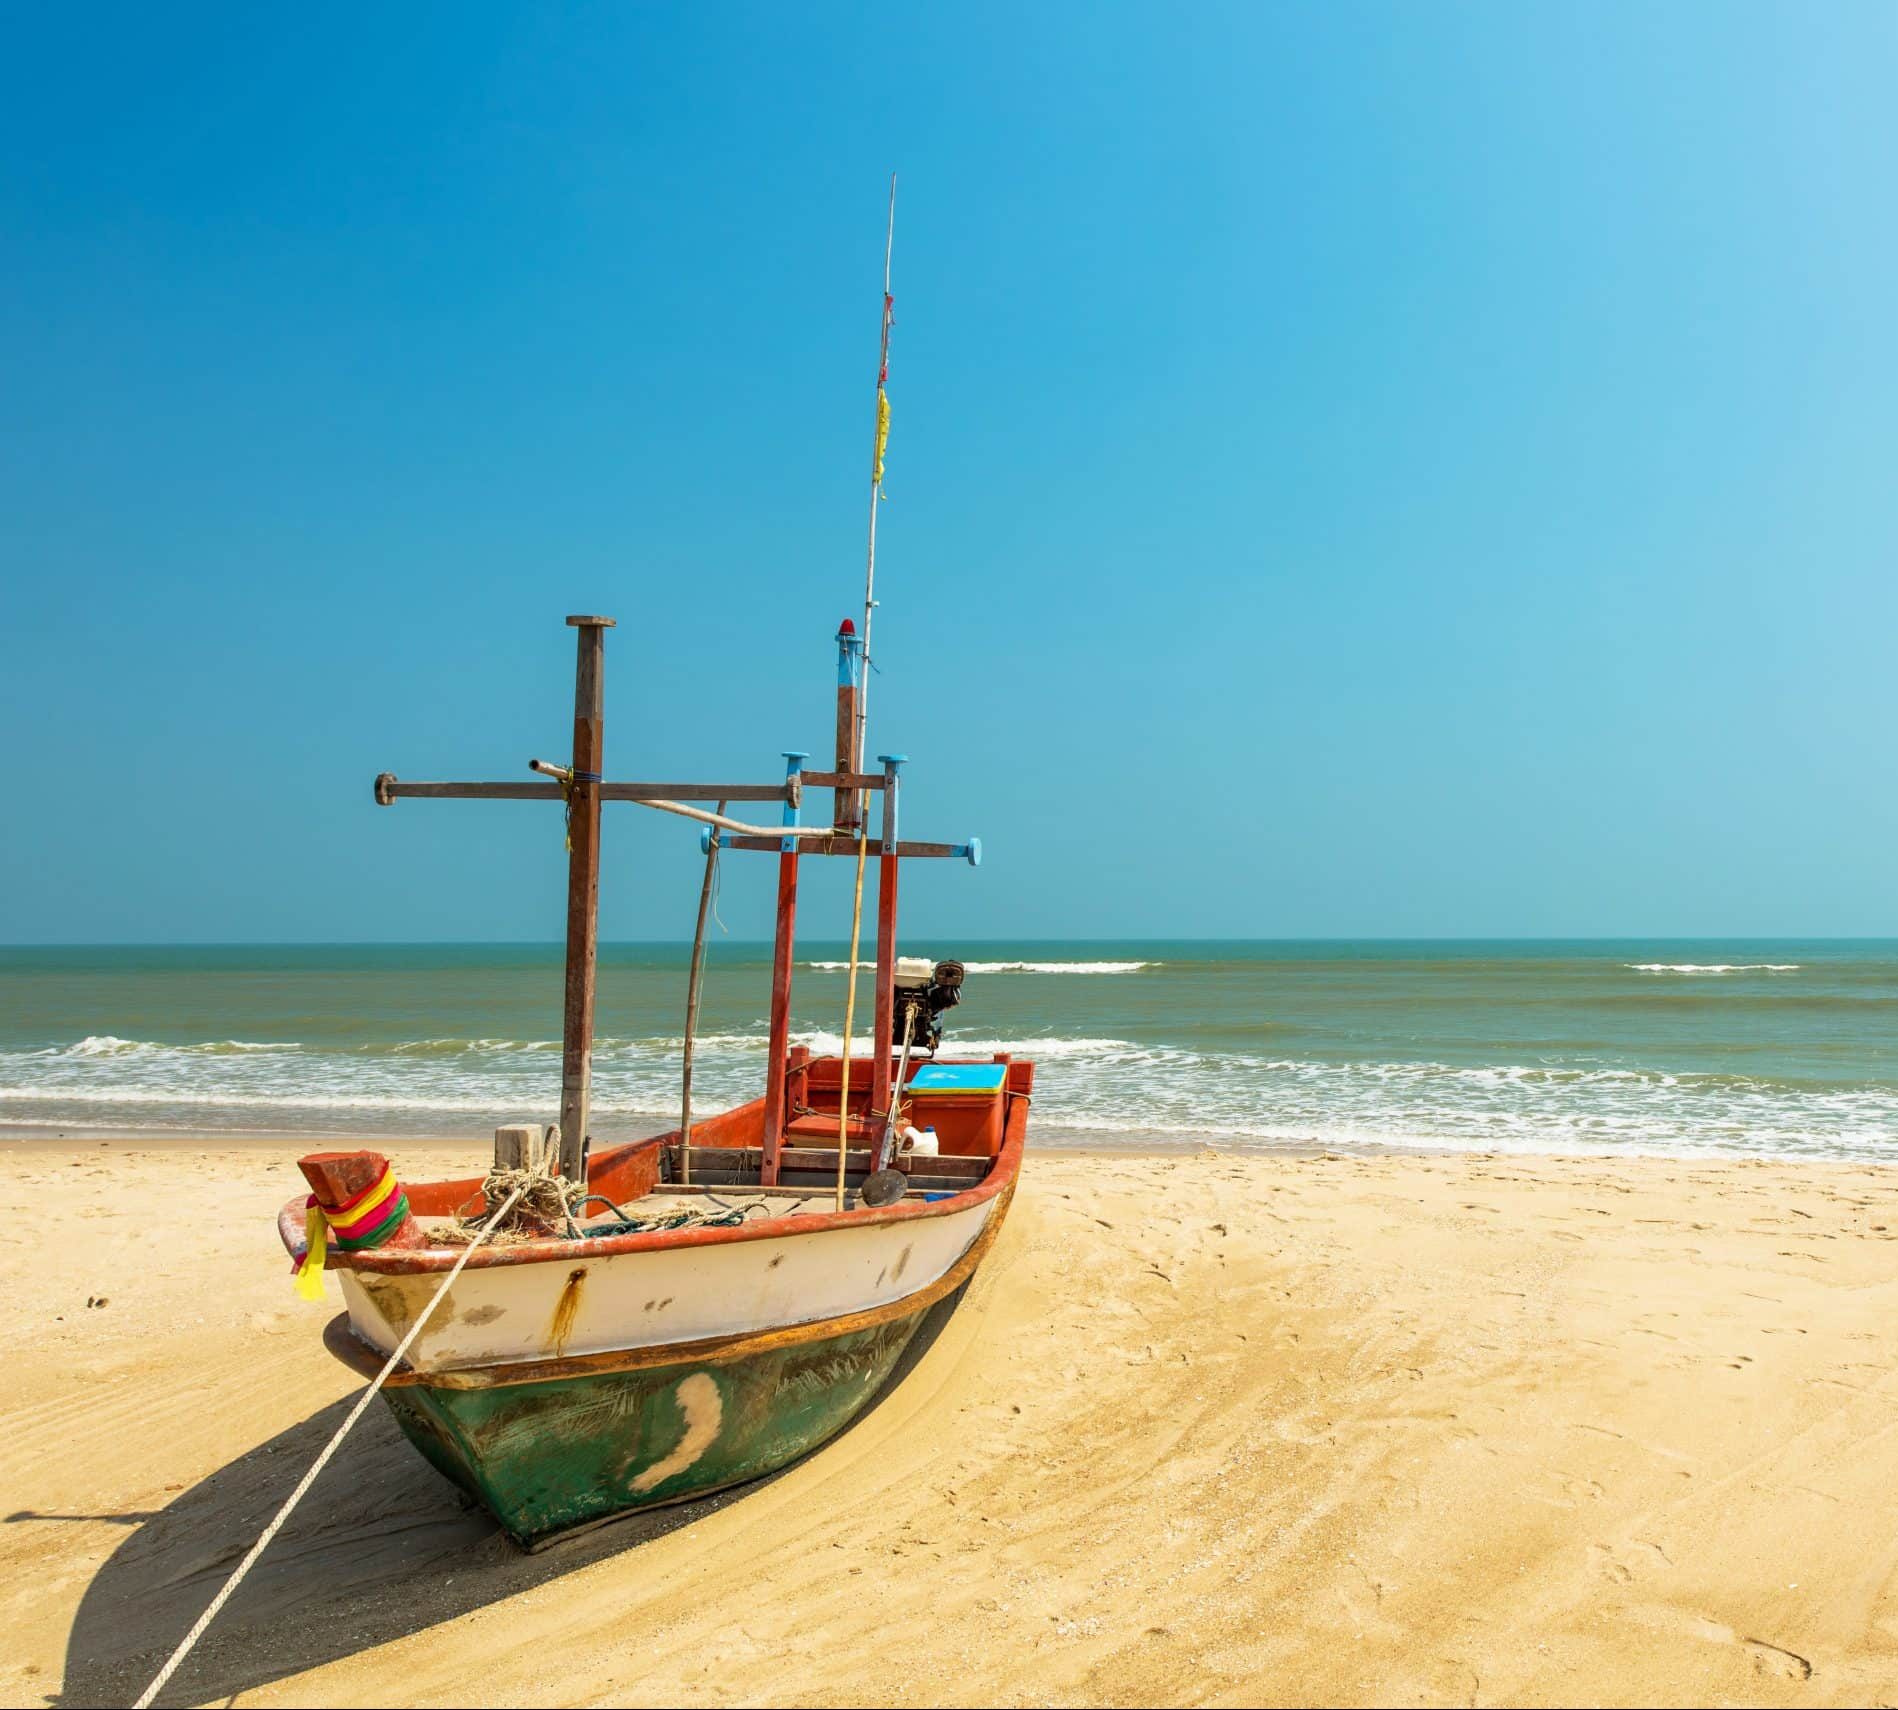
[133,1182,527,1710]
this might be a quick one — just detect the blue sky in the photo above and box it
[2,3,1893,943]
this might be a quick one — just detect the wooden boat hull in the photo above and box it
[324,1170,1010,1548]
[335,1295,926,1547]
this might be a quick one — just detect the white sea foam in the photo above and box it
[1626,963,1801,975]
[379,1037,562,1055]
[42,1035,304,1059]
[7,1024,1895,1164]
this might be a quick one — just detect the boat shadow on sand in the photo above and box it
[51,1283,969,1708]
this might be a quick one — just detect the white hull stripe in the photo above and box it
[338,1195,997,1374]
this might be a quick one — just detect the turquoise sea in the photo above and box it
[1,941,1894,1161]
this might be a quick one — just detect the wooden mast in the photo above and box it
[834,621,864,830]
[558,615,614,1181]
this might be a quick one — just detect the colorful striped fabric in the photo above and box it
[293,1166,412,1299]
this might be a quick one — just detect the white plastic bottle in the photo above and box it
[902,1123,940,1156]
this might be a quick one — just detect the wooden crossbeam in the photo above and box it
[370,612,981,1208]
[801,770,886,792]
[716,834,978,862]
[374,775,791,806]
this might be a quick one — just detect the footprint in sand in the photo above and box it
[1688,1619,1813,1680]
[1743,1639,1814,1681]
[1590,1539,1672,1584]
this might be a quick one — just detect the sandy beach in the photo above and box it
[4,1136,1896,1707]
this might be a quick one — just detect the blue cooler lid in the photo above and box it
[908,1063,1009,1096]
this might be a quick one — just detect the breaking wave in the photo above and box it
[1627,964,1801,975]
[40,1036,304,1059]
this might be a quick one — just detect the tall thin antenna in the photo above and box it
[856,172,896,772]
[833,174,897,1213]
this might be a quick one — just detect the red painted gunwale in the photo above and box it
[276,1076,1030,1276]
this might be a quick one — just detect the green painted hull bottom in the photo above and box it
[381,1308,928,1548]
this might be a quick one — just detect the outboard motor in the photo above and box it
[888,959,965,1054]
[863,960,970,1205]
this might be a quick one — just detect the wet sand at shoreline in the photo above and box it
[3,1136,1896,1706]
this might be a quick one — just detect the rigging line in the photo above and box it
[640,799,840,839]
[679,798,728,1181]
[855,171,896,793]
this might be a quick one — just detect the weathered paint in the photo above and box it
[331,1188,996,1371]
[378,1303,931,1547]
[547,1267,587,1357]
[322,1176,1013,1396]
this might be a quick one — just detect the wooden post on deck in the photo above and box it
[494,1124,557,1173]
[558,615,614,1182]
[870,753,904,1121]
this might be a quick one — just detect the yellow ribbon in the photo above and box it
[872,387,890,488]
[295,1202,329,1300]
[293,1167,398,1300]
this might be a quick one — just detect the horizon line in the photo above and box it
[4,935,1895,951]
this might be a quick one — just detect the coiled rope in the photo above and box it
[443,1157,585,1241]
[581,1198,771,1237]
[133,1180,528,1710]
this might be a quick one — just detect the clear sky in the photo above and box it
[2,3,1893,944]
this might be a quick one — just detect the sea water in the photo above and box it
[1,941,1893,1162]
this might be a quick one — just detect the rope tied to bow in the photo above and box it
[134,1179,531,1709]
[441,1149,587,1242]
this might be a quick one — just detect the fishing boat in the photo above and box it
[274,602,1027,1548]
[289,1089,1028,1552]
[273,195,1028,1547]
[278,613,1026,1548]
